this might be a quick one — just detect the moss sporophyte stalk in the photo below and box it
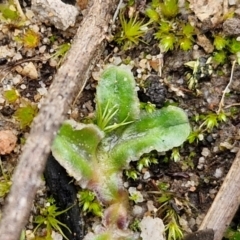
[51,65,191,239]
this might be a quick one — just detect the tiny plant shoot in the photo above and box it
[52,65,190,239]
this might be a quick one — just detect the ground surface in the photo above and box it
[0,0,240,239]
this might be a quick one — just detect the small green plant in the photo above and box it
[164,209,183,240]
[224,227,240,240]
[129,187,144,203]
[154,20,195,52]
[77,189,102,217]
[0,159,12,198]
[140,102,156,113]
[159,0,179,19]
[0,2,19,21]
[14,100,38,129]
[184,57,213,89]
[211,36,240,65]
[149,183,185,240]
[181,151,195,170]
[129,219,141,232]
[137,153,158,171]
[213,35,228,51]
[34,197,72,240]
[115,12,149,50]
[0,0,27,20]
[145,0,195,52]
[187,111,227,144]
[170,148,181,162]
[213,51,227,65]
[0,0,26,31]
[51,43,71,67]
[3,89,19,103]
[52,65,190,239]
[125,169,139,180]
[228,38,240,54]
[15,28,40,48]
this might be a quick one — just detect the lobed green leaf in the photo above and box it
[51,120,104,181]
[109,106,191,169]
[96,66,140,131]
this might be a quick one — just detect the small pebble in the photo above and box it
[140,216,165,240]
[201,148,210,157]
[146,200,157,213]
[143,171,151,180]
[132,205,144,217]
[20,84,27,90]
[0,130,17,155]
[214,168,223,178]
[12,75,23,85]
[198,156,205,164]
[21,62,39,79]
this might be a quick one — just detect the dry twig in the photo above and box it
[199,149,240,240]
[0,0,118,239]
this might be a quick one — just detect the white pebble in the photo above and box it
[143,171,151,180]
[20,84,26,90]
[198,156,205,164]
[201,147,210,157]
[21,62,38,79]
[12,74,23,85]
[140,216,165,240]
[39,45,47,53]
[132,205,144,217]
[214,168,223,178]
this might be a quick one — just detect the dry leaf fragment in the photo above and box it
[77,0,88,10]
[197,34,214,53]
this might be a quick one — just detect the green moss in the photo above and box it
[0,160,12,198]
[14,102,38,129]
[213,35,228,50]
[34,197,72,240]
[77,189,103,217]
[159,0,179,19]
[0,2,19,21]
[115,12,149,50]
[3,89,19,103]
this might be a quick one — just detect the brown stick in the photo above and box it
[0,1,118,239]
[199,149,240,240]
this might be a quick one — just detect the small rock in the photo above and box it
[0,46,15,58]
[140,216,165,240]
[142,75,167,108]
[214,168,223,178]
[223,18,240,36]
[39,45,47,54]
[197,157,205,170]
[31,0,79,30]
[189,186,196,192]
[21,62,38,79]
[0,97,5,104]
[51,230,63,240]
[12,74,23,85]
[0,130,17,155]
[146,200,157,213]
[132,205,144,217]
[229,0,237,5]
[198,156,205,164]
[201,148,210,157]
[143,171,151,180]
[220,141,234,150]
